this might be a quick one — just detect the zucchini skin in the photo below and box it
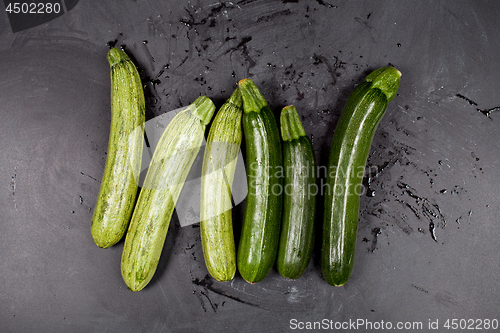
[237,79,283,283]
[277,106,316,280]
[200,88,243,282]
[322,66,401,286]
[121,96,215,291]
[91,48,145,249]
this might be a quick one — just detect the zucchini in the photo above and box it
[276,105,316,280]
[91,47,145,249]
[121,96,215,291]
[200,88,243,282]
[237,79,283,283]
[321,66,401,286]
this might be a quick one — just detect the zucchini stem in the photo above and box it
[280,105,306,142]
[365,66,402,102]
[107,47,129,67]
[190,96,216,125]
[226,86,243,107]
[238,79,267,113]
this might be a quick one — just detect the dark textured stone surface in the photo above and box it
[1,1,500,332]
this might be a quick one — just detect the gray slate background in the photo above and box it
[1,1,500,332]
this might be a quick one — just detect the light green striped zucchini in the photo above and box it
[121,96,215,291]
[200,88,243,282]
[91,47,145,249]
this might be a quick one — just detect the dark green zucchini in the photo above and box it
[237,79,283,283]
[322,66,401,286]
[276,105,316,280]
[91,47,145,249]
[121,96,215,291]
[200,88,243,282]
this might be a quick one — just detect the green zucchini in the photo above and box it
[121,96,215,291]
[322,66,401,286]
[91,47,145,249]
[276,105,316,280]
[237,79,283,283]
[200,88,243,282]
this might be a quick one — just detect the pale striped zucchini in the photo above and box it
[200,88,243,282]
[91,47,145,249]
[121,96,215,291]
